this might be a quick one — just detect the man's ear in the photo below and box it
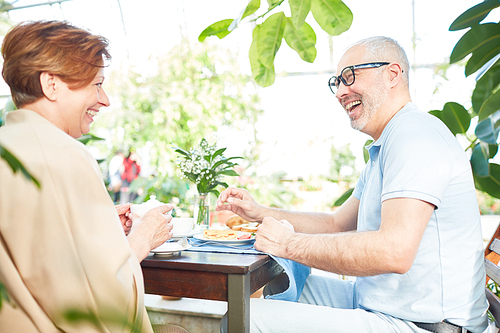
[387,63,403,88]
[39,72,58,101]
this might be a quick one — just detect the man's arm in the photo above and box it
[255,197,434,276]
[216,187,359,234]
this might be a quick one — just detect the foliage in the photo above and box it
[199,0,353,87]
[328,143,359,185]
[92,41,262,178]
[174,138,242,198]
[430,0,500,199]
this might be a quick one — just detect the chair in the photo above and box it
[484,225,500,329]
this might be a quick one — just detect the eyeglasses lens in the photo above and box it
[329,67,354,94]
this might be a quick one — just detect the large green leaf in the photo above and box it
[0,144,41,188]
[310,0,352,36]
[450,23,500,67]
[471,142,490,177]
[475,163,500,198]
[478,89,500,121]
[249,25,276,86]
[449,0,500,31]
[476,109,500,144]
[283,17,316,63]
[472,60,500,114]
[198,19,233,42]
[465,37,500,76]
[289,0,311,29]
[429,102,470,135]
[257,12,286,69]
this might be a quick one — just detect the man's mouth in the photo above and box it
[86,110,98,118]
[345,100,361,114]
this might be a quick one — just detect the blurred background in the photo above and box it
[1,0,498,220]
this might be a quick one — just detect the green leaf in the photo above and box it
[450,23,500,68]
[173,147,190,157]
[472,60,500,114]
[77,133,105,145]
[471,142,490,177]
[475,163,500,199]
[310,0,352,36]
[219,169,239,176]
[198,19,233,42]
[267,0,282,7]
[449,0,500,31]
[0,144,41,188]
[229,0,261,31]
[289,0,311,29]
[243,0,261,19]
[363,139,373,163]
[465,38,500,76]
[257,12,286,69]
[430,102,470,135]
[212,148,227,160]
[334,187,353,206]
[284,17,317,63]
[490,144,499,159]
[475,109,500,144]
[479,89,500,121]
[249,25,275,86]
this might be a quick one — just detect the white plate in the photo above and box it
[193,231,255,244]
[151,241,192,254]
[171,229,198,239]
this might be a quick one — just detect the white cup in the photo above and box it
[171,218,195,235]
[130,195,166,218]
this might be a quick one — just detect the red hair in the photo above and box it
[1,20,111,108]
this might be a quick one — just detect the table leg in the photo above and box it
[227,272,250,333]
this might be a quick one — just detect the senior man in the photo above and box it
[217,36,488,333]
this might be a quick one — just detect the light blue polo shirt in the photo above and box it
[352,102,488,332]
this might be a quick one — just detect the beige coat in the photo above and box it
[0,110,153,332]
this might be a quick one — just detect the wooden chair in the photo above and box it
[484,225,500,329]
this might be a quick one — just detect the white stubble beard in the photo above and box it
[350,74,387,131]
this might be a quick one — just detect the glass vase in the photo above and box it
[194,193,210,230]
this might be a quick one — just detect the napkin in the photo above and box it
[265,256,311,302]
[186,238,260,255]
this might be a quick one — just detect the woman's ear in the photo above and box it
[39,72,58,101]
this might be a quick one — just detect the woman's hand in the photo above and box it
[115,203,133,235]
[127,204,174,261]
[215,188,264,222]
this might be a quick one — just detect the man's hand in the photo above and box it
[216,188,264,222]
[254,217,295,258]
[116,203,133,235]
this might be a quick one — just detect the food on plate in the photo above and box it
[203,229,237,240]
[241,225,258,233]
[237,233,251,240]
[225,215,248,229]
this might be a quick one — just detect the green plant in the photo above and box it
[174,138,242,198]
[199,0,353,87]
[429,0,500,199]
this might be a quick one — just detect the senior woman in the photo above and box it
[0,21,172,332]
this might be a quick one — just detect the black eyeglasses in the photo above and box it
[328,62,390,95]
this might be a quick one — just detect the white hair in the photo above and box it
[350,36,410,86]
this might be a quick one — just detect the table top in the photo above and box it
[142,251,274,274]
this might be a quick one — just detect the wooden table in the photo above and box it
[141,251,284,333]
